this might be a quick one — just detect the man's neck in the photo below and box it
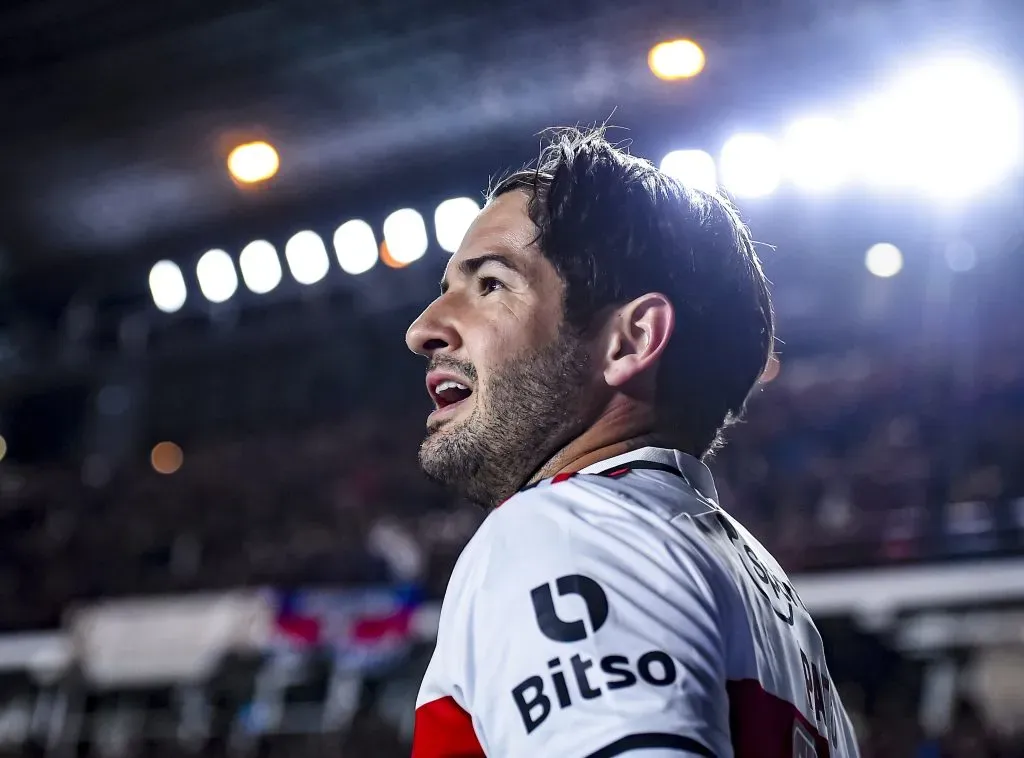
[527,405,666,486]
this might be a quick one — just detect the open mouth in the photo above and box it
[433,379,473,409]
[427,373,475,419]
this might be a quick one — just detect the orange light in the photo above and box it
[648,39,706,81]
[380,240,408,269]
[761,355,780,384]
[151,441,183,475]
[227,141,279,184]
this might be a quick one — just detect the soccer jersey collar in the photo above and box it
[524,446,719,504]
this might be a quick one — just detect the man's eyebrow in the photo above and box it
[439,253,521,294]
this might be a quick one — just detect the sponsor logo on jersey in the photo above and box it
[529,574,608,643]
[511,650,682,734]
[517,575,678,734]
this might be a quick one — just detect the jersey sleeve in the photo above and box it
[459,484,731,757]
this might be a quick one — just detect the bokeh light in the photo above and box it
[660,150,717,194]
[227,141,280,184]
[383,209,428,265]
[865,243,904,278]
[434,198,480,254]
[648,39,706,80]
[196,249,239,303]
[238,240,283,294]
[334,220,379,275]
[285,231,330,285]
[148,260,187,313]
[151,441,183,475]
[720,133,783,198]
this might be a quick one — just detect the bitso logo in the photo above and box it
[529,574,609,642]
[514,574,683,735]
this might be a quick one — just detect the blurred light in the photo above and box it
[238,240,282,294]
[945,239,977,273]
[148,260,187,313]
[383,208,428,265]
[783,116,851,191]
[648,39,706,81]
[151,441,183,475]
[761,355,780,384]
[853,56,1023,198]
[434,198,480,253]
[660,150,717,194]
[865,243,903,278]
[285,231,330,285]
[334,220,378,275]
[196,249,239,303]
[227,141,279,184]
[720,133,783,198]
[0,435,6,462]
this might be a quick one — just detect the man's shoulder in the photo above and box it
[453,471,729,594]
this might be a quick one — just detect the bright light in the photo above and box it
[285,231,330,285]
[151,441,183,475]
[334,220,378,275]
[434,198,480,254]
[238,240,282,294]
[383,208,428,265]
[227,141,280,184]
[783,116,851,191]
[660,150,717,194]
[853,56,1023,198]
[648,39,706,81]
[196,249,238,303]
[865,243,903,278]
[148,260,187,313]
[720,133,782,198]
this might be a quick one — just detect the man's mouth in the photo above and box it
[426,372,475,420]
[433,379,473,409]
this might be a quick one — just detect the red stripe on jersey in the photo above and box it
[551,471,577,484]
[728,679,831,758]
[412,696,485,758]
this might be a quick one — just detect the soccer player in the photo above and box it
[406,128,860,758]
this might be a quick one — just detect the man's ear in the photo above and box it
[601,293,675,388]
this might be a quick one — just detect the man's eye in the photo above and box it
[479,277,504,294]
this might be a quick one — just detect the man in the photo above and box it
[406,128,859,758]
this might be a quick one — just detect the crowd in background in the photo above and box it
[1,334,1023,631]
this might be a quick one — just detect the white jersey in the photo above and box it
[413,447,860,758]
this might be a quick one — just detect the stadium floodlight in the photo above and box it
[854,55,1023,199]
[720,133,782,198]
[783,116,851,192]
[865,243,903,278]
[196,249,238,304]
[227,141,279,184]
[238,240,283,294]
[285,231,330,285]
[149,260,187,313]
[383,208,428,265]
[333,220,378,275]
[659,150,717,194]
[434,198,481,254]
[648,39,706,81]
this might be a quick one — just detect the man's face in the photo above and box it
[405,190,597,508]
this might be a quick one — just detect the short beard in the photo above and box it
[418,328,593,510]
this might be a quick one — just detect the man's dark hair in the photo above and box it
[489,126,775,459]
